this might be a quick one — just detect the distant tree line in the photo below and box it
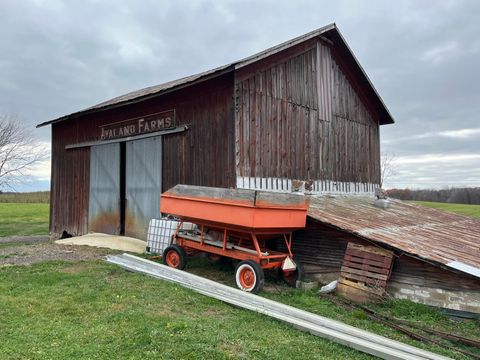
[387,188,480,205]
[0,191,50,203]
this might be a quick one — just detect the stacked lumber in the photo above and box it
[337,243,393,303]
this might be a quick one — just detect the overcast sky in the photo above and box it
[1,0,479,191]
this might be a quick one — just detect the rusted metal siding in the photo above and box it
[125,136,162,239]
[89,143,120,234]
[234,40,380,188]
[49,74,235,237]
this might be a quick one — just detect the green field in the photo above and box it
[0,191,50,203]
[1,259,478,360]
[0,197,478,238]
[1,199,479,359]
[413,201,480,218]
[0,203,49,237]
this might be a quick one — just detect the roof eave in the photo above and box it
[323,27,395,125]
[36,64,235,128]
[37,23,395,127]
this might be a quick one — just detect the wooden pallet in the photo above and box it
[337,243,393,303]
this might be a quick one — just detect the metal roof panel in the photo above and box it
[308,195,480,279]
[37,23,394,127]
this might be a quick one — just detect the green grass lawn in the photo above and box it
[0,203,49,237]
[1,259,479,360]
[412,201,480,218]
[0,260,372,360]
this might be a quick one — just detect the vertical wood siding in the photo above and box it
[50,74,235,236]
[281,221,480,291]
[50,124,90,236]
[235,41,380,186]
[162,82,235,191]
[278,220,351,268]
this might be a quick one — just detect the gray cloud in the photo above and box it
[1,0,479,190]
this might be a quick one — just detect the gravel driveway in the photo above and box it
[0,236,118,266]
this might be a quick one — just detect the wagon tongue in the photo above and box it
[282,256,297,271]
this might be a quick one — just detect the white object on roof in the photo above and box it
[447,261,480,278]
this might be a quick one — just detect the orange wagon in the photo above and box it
[159,185,308,293]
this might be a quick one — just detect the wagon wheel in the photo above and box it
[163,244,187,270]
[235,260,264,294]
[282,260,304,287]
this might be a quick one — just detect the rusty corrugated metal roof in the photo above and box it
[308,196,480,279]
[37,23,394,127]
[83,64,234,112]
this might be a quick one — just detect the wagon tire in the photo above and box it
[235,260,264,294]
[282,260,304,287]
[163,245,187,270]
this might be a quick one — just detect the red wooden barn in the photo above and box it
[37,23,393,239]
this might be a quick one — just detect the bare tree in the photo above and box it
[0,114,48,191]
[380,152,397,188]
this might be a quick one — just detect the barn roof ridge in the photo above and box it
[37,23,394,127]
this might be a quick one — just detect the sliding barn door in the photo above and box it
[88,143,120,234]
[125,136,162,239]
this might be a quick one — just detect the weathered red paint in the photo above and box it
[50,74,235,237]
[46,25,393,238]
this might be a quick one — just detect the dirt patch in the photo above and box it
[203,308,223,316]
[0,235,49,244]
[0,239,119,266]
[0,251,28,260]
[104,269,122,282]
[60,262,94,274]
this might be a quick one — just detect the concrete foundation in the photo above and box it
[55,232,145,254]
[388,282,480,314]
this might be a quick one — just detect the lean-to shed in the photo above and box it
[284,196,480,315]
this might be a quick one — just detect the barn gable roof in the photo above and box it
[308,196,480,280]
[37,23,394,128]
